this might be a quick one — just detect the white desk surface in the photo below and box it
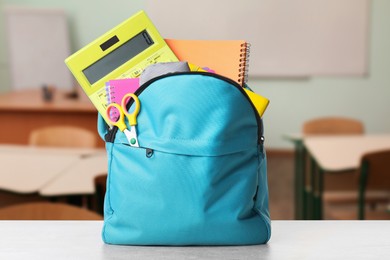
[39,154,108,196]
[304,134,390,172]
[0,145,105,194]
[0,221,389,260]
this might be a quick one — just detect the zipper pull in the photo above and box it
[260,136,265,157]
[146,148,154,158]
[105,126,118,143]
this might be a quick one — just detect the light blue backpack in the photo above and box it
[98,72,271,245]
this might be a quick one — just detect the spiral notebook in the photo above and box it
[106,78,140,120]
[165,39,250,87]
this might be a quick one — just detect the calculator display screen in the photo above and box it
[83,30,154,85]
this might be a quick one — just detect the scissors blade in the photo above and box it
[124,128,139,147]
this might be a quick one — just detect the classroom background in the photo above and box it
[0,0,389,220]
[0,0,389,149]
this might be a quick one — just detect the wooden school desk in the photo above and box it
[304,134,390,219]
[0,221,389,259]
[0,89,104,147]
[0,145,105,194]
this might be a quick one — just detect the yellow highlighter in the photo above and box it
[243,89,269,117]
[188,63,206,72]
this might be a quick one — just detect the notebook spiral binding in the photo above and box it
[238,42,251,85]
[105,83,119,120]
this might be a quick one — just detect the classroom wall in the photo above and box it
[0,0,10,93]
[0,0,389,148]
[257,0,390,148]
[0,0,144,93]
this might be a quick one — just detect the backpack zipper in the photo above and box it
[105,72,264,144]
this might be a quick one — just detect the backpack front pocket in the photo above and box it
[103,143,268,245]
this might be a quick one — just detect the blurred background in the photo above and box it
[0,0,388,220]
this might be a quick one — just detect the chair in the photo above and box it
[302,117,365,217]
[94,174,107,215]
[303,117,364,135]
[0,202,103,220]
[29,126,97,148]
[330,150,390,220]
[27,126,97,210]
[358,150,390,219]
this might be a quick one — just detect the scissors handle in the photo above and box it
[106,103,127,131]
[121,93,140,126]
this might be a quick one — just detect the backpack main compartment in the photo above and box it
[98,73,271,245]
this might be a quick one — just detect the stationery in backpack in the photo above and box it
[165,39,270,117]
[165,39,250,87]
[65,11,178,125]
[139,61,190,85]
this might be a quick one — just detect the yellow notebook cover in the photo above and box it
[165,39,249,86]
